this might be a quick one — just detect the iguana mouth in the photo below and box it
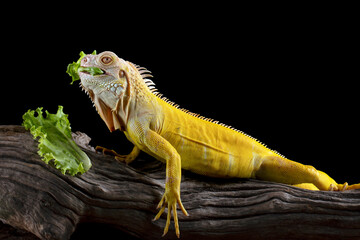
[79,66,105,76]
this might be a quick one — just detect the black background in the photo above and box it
[1,4,359,240]
[1,6,358,187]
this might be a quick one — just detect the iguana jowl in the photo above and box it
[75,51,360,238]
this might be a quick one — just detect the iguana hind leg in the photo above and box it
[96,145,140,164]
[254,155,355,191]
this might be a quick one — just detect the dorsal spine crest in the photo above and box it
[131,62,284,158]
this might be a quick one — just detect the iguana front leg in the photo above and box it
[143,130,189,238]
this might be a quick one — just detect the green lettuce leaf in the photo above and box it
[66,50,103,85]
[22,106,92,176]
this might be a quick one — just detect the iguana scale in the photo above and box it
[73,51,360,238]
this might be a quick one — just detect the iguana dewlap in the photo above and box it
[75,51,360,238]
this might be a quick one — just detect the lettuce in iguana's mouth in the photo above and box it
[79,66,105,76]
[66,50,104,85]
[22,106,92,176]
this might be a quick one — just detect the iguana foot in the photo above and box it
[328,182,360,191]
[96,146,120,156]
[153,190,189,238]
[331,182,348,191]
[95,146,136,164]
[114,154,138,165]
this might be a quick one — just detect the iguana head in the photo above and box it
[71,51,136,132]
[78,51,128,96]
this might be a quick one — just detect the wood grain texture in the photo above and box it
[0,125,360,240]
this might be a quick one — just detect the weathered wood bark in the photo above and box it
[0,125,360,240]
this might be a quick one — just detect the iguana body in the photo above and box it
[75,51,360,238]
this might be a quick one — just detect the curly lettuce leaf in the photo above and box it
[22,106,92,176]
[66,50,103,85]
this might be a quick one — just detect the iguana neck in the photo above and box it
[114,62,158,132]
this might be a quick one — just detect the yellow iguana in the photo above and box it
[69,50,360,238]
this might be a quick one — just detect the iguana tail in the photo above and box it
[346,183,360,190]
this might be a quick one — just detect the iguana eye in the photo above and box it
[101,55,113,65]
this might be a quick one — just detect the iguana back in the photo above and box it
[154,98,277,178]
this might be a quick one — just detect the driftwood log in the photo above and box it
[0,125,360,240]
